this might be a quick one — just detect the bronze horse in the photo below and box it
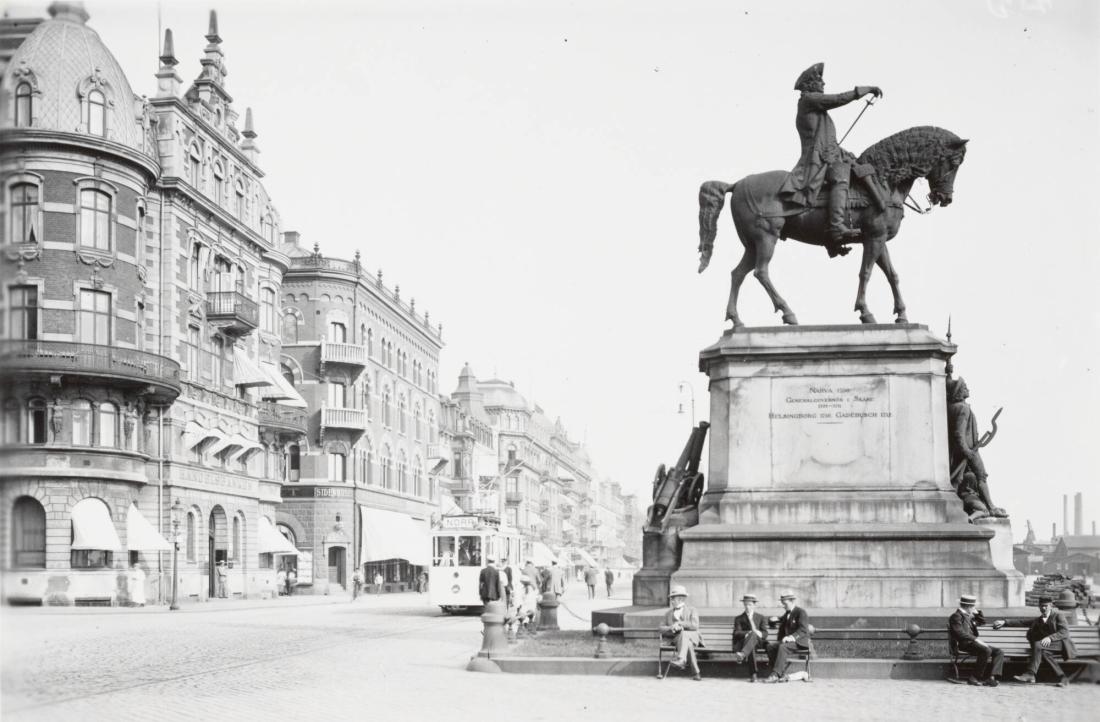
[698,126,968,328]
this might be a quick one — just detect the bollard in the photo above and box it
[593,623,611,659]
[467,600,508,672]
[536,591,560,631]
[902,623,922,660]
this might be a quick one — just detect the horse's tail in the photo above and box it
[698,180,734,273]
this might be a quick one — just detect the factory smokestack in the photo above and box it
[1063,495,1069,540]
[1074,492,1083,535]
[1052,522,1057,540]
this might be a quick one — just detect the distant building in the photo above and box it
[1046,535,1100,577]
[0,4,305,603]
[277,240,444,593]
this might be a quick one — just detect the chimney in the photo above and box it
[1063,495,1069,540]
[1074,492,1083,535]
[1093,520,1097,536]
[1051,522,1057,540]
[282,231,301,247]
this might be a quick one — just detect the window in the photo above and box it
[383,387,392,427]
[329,321,346,343]
[367,328,373,358]
[328,452,346,482]
[7,285,38,339]
[362,379,373,420]
[281,312,298,343]
[70,498,114,569]
[212,163,225,205]
[398,451,408,492]
[414,459,423,497]
[86,89,106,136]
[187,145,201,188]
[261,215,275,244]
[365,448,374,485]
[188,325,201,378]
[288,444,300,481]
[186,512,196,562]
[98,402,117,448]
[12,497,46,567]
[429,410,437,444]
[398,394,407,434]
[260,288,276,333]
[508,444,517,463]
[327,382,346,408]
[27,398,47,443]
[1,400,18,444]
[78,289,110,344]
[381,445,392,488]
[235,181,245,219]
[506,507,517,528]
[71,399,92,445]
[232,516,241,561]
[212,337,225,386]
[14,82,32,127]
[414,403,422,440]
[190,244,202,288]
[79,189,111,251]
[9,183,39,244]
[213,256,233,293]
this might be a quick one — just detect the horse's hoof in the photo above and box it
[895,315,909,324]
[860,313,877,324]
[782,313,799,325]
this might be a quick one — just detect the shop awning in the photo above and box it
[71,498,123,551]
[182,420,220,450]
[234,349,274,388]
[529,541,557,566]
[258,516,299,554]
[573,547,598,566]
[259,363,308,408]
[126,503,172,551]
[360,507,430,566]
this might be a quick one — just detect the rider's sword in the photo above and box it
[839,95,876,145]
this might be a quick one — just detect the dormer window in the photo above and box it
[14,83,32,127]
[86,89,106,136]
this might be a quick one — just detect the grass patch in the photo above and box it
[507,630,658,658]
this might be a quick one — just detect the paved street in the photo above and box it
[2,584,1097,722]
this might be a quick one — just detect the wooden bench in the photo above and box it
[949,625,1100,682]
[658,622,812,680]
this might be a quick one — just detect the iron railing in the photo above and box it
[258,401,308,434]
[205,291,259,328]
[0,340,181,392]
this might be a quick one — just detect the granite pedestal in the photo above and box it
[667,324,1023,608]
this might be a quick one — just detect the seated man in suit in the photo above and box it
[948,593,1006,686]
[764,591,813,683]
[1009,595,1076,686]
[661,584,704,681]
[731,593,769,680]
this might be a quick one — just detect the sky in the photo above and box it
[17,0,1098,540]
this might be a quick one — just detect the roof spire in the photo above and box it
[242,107,256,137]
[156,27,183,98]
[160,28,178,67]
[206,10,221,44]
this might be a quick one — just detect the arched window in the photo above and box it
[14,82,32,127]
[398,393,407,434]
[12,497,46,567]
[98,402,117,447]
[428,409,437,444]
[79,189,111,251]
[281,312,298,343]
[398,450,408,492]
[367,448,374,485]
[187,145,202,188]
[9,183,39,244]
[70,498,116,568]
[383,386,392,427]
[414,402,423,441]
[328,450,347,482]
[329,321,346,343]
[86,89,106,136]
[381,445,392,488]
[27,398,47,444]
[414,458,423,497]
[186,511,196,561]
[260,288,276,333]
[71,400,92,445]
[212,162,225,205]
[362,377,373,420]
[232,515,241,561]
[367,328,374,358]
[234,181,246,219]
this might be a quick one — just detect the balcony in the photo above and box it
[505,491,524,505]
[258,401,307,437]
[0,340,181,401]
[320,341,367,370]
[205,291,259,335]
[320,406,367,431]
[426,443,451,461]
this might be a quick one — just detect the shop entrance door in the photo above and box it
[328,546,346,589]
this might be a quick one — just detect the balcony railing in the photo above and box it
[0,340,181,397]
[320,406,367,430]
[505,491,524,504]
[426,443,450,461]
[320,341,367,367]
[205,291,259,333]
[258,401,308,435]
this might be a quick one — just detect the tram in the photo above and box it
[429,513,521,614]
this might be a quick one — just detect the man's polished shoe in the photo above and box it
[732,652,744,663]
[1056,677,1070,688]
[761,674,780,684]
[966,676,982,686]
[693,673,702,681]
[1013,673,1036,684]
[982,678,999,687]
[669,658,686,670]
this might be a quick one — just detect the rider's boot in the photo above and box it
[828,180,862,243]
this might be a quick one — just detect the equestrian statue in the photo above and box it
[697,62,969,328]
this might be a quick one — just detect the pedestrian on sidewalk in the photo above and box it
[286,568,297,596]
[216,560,229,598]
[129,563,146,606]
[584,566,599,599]
[373,572,383,593]
[605,568,615,598]
[549,560,565,599]
[276,568,286,596]
[352,569,362,600]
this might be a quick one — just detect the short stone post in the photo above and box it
[593,623,611,659]
[536,591,560,631]
[902,623,922,660]
[466,600,508,672]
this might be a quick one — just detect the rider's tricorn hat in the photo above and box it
[794,62,824,91]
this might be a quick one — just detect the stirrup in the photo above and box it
[828,226,862,242]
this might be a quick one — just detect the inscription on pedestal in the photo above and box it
[770,377,892,484]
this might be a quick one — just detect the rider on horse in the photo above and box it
[777,63,882,253]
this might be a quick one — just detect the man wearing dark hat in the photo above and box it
[777,62,883,247]
[731,593,769,680]
[661,585,704,681]
[1008,596,1075,686]
[948,594,1006,686]
[764,592,813,682]
[478,557,502,605]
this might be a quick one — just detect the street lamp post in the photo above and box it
[677,381,696,427]
[169,498,182,611]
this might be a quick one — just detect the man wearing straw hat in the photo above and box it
[948,593,1006,686]
[764,592,813,683]
[731,593,769,680]
[661,585,704,681]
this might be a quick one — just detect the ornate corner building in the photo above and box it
[0,3,306,604]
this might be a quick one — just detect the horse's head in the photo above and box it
[926,138,968,207]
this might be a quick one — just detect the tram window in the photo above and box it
[434,536,456,566]
[457,535,482,566]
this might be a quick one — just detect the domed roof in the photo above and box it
[480,378,528,411]
[3,3,148,154]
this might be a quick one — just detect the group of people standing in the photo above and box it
[583,566,616,599]
[663,586,812,682]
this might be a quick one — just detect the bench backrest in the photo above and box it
[952,625,1099,657]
